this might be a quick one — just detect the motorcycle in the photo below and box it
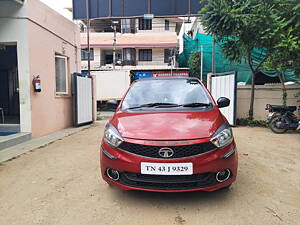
[265,104,300,133]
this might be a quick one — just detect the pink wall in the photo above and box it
[27,0,81,138]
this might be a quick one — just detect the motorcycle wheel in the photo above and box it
[269,116,289,134]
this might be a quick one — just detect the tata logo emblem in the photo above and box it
[158,148,174,158]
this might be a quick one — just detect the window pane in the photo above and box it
[147,19,152,30]
[81,48,94,61]
[55,57,67,93]
[81,50,86,60]
[123,48,136,60]
[139,18,152,30]
[139,49,152,61]
[165,20,170,30]
[123,48,136,65]
[164,49,171,63]
[90,48,94,60]
[121,19,136,33]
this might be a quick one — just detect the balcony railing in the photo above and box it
[121,28,137,34]
[122,60,136,66]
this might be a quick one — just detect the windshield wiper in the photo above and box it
[181,103,211,108]
[126,102,211,110]
[126,103,180,110]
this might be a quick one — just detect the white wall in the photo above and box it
[178,17,198,53]
[237,85,300,120]
[0,1,32,133]
[94,70,130,101]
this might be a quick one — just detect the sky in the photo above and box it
[40,0,73,20]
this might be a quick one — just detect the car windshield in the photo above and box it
[122,79,212,111]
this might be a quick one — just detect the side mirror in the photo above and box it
[217,97,230,108]
[106,100,118,111]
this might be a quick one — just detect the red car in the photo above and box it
[100,77,238,192]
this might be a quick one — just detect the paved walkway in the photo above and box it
[0,122,105,163]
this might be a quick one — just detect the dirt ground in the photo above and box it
[0,122,299,225]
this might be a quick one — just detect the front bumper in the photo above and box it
[100,140,238,192]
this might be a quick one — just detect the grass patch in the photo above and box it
[97,116,105,121]
[237,118,267,127]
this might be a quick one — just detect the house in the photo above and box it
[0,0,81,145]
[80,18,183,72]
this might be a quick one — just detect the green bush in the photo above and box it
[188,51,201,79]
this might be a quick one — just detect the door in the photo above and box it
[210,72,237,126]
[72,73,93,126]
[0,70,9,115]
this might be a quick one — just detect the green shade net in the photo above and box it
[178,33,299,83]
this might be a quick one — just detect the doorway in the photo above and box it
[0,44,20,135]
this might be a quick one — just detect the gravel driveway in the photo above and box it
[0,122,299,225]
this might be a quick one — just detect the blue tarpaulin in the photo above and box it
[133,72,153,80]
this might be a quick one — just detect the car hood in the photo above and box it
[111,108,226,140]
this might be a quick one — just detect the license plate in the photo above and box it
[141,162,193,175]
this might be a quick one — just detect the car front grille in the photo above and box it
[118,172,218,190]
[118,141,216,159]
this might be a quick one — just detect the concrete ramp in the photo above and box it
[0,133,31,151]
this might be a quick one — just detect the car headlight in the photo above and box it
[104,123,123,147]
[210,123,233,148]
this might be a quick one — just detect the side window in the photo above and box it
[123,48,136,65]
[121,19,136,33]
[138,18,152,30]
[165,20,170,30]
[139,49,152,61]
[55,55,68,94]
[164,49,171,63]
[81,48,94,61]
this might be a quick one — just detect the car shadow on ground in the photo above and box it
[110,185,234,206]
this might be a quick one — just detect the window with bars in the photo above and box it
[81,48,94,61]
[123,48,136,65]
[165,20,170,30]
[121,19,136,33]
[164,49,172,63]
[139,49,152,61]
[138,18,152,30]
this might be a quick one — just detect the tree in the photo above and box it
[264,1,300,75]
[188,51,202,79]
[200,0,298,119]
[263,1,300,105]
